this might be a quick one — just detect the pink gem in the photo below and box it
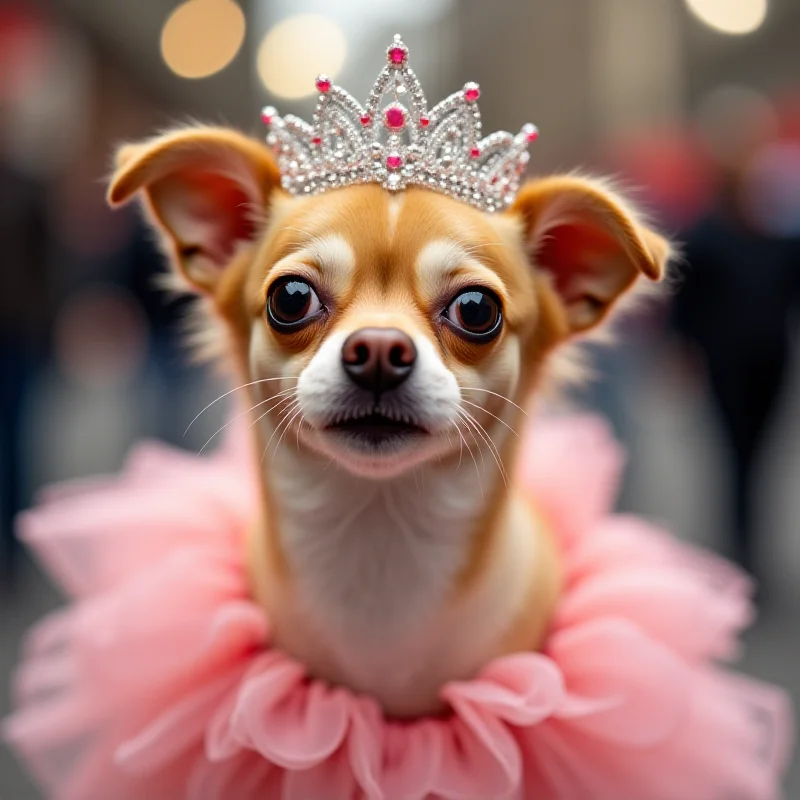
[470,147,481,159]
[315,76,331,93]
[386,154,403,170]
[524,124,539,142]
[261,111,273,125]
[312,136,322,145]
[388,47,406,65]
[360,114,371,126]
[490,176,498,184]
[384,106,406,130]
[419,116,430,128]
[464,84,481,103]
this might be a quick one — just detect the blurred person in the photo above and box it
[671,89,800,580]
[0,154,51,581]
[0,4,54,581]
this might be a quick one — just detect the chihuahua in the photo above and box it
[108,125,668,719]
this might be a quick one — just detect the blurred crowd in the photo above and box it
[0,4,215,581]
[1,0,799,592]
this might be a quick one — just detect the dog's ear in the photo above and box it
[509,175,670,333]
[108,126,282,293]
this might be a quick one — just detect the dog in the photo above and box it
[107,124,669,720]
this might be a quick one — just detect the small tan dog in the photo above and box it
[108,125,668,719]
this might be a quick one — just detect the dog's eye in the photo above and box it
[443,288,502,341]
[267,277,323,330]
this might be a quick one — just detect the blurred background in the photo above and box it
[1,0,799,796]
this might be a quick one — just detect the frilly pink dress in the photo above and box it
[3,415,793,800]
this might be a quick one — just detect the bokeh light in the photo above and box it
[684,0,768,35]
[257,14,347,100]
[161,0,245,79]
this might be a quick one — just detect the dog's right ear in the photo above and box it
[108,126,282,293]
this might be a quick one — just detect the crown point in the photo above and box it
[315,75,332,93]
[261,106,276,125]
[419,116,430,128]
[464,83,481,103]
[360,113,372,126]
[522,123,539,142]
[387,42,408,66]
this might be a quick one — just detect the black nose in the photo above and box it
[341,327,417,394]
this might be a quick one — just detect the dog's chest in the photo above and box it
[266,456,536,715]
[275,464,480,634]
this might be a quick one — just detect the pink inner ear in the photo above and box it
[189,171,256,261]
[535,222,621,303]
[156,168,258,267]
[199,174,255,250]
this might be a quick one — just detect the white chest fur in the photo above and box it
[262,444,539,717]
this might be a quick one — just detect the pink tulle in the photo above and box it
[3,415,793,799]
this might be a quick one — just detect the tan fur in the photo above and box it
[108,127,669,716]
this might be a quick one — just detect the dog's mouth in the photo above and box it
[325,409,427,445]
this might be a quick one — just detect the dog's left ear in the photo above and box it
[108,126,282,294]
[510,175,670,333]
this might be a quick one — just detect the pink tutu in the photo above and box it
[3,415,793,799]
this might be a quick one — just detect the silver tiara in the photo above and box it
[261,34,538,213]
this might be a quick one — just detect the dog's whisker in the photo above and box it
[272,405,306,462]
[460,387,529,417]
[296,414,308,451]
[460,399,520,438]
[461,241,508,254]
[450,421,466,474]
[197,387,298,455]
[260,399,301,466]
[185,376,298,435]
[451,422,464,471]
[454,418,483,499]
[458,408,509,488]
[456,409,487,473]
[462,410,508,489]
[247,389,298,431]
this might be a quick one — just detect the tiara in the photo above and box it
[260,34,538,213]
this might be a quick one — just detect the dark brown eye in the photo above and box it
[267,277,322,330]
[444,288,502,341]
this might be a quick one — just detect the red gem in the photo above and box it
[419,116,430,128]
[386,154,403,170]
[470,147,481,158]
[388,47,406,65]
[360,114,371,126]
[464,85,480,103]
[312,136,322,145]
[315,76,331,93]
[261,112,273,125]
[490,176,498,184]
[384,106,405,130]
[525,128,539,142]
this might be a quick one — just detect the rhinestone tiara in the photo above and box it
[260,34,538,213]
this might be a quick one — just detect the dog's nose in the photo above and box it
[341,328,417,394]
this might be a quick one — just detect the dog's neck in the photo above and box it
[263,432,507,636]
[247,415,554,717]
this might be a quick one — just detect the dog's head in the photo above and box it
[109,127,669,478]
